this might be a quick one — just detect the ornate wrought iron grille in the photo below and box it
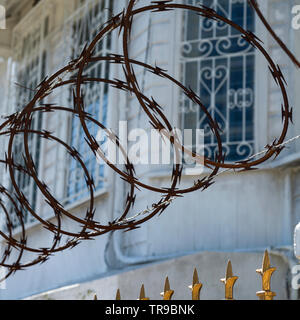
[65,0,113,205]
[180,0,255,161]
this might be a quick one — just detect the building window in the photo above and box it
[65,0,113,205]
[180,0,255,161]
[9,18,48,228]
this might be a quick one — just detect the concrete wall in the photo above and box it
[120,169,292,259]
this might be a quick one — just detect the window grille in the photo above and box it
[180,0,255,161]
[8,17,49,228]
[65,0,113,205]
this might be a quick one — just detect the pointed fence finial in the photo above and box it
[138,284,149,300]
[94,294,98,300]
[256,250,276,300]
[220,260,238,300]
[160,277,174,300]
[116,289,121,300]
[188,268,203,300]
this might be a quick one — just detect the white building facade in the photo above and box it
[0,0,299,300]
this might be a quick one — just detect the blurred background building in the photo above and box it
[0,0,299,300]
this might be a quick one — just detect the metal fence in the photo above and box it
[94,250,277,301]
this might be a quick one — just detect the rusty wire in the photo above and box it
[0,0,296,281]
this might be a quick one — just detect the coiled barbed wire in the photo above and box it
[0,0,296,282]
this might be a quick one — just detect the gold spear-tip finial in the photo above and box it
[94,294,98,300]
[188,268,203,300]
[256,250,276,300]
[116,289,121,300]
[193,268,199,286]
[220,260,238,300]
[160,277,174,300]
[256,250,271,274]
[138,284,149,300]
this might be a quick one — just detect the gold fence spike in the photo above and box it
[116,289,121,300]
[94,294,98,300]
[262,250,270,273]
[256,250,276,300]
[193,268,199,286]
[164,277,171,292]
[220,260,238,300]
[188,268,203,300]
[160,277,174,300]
[138,284,149,300]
